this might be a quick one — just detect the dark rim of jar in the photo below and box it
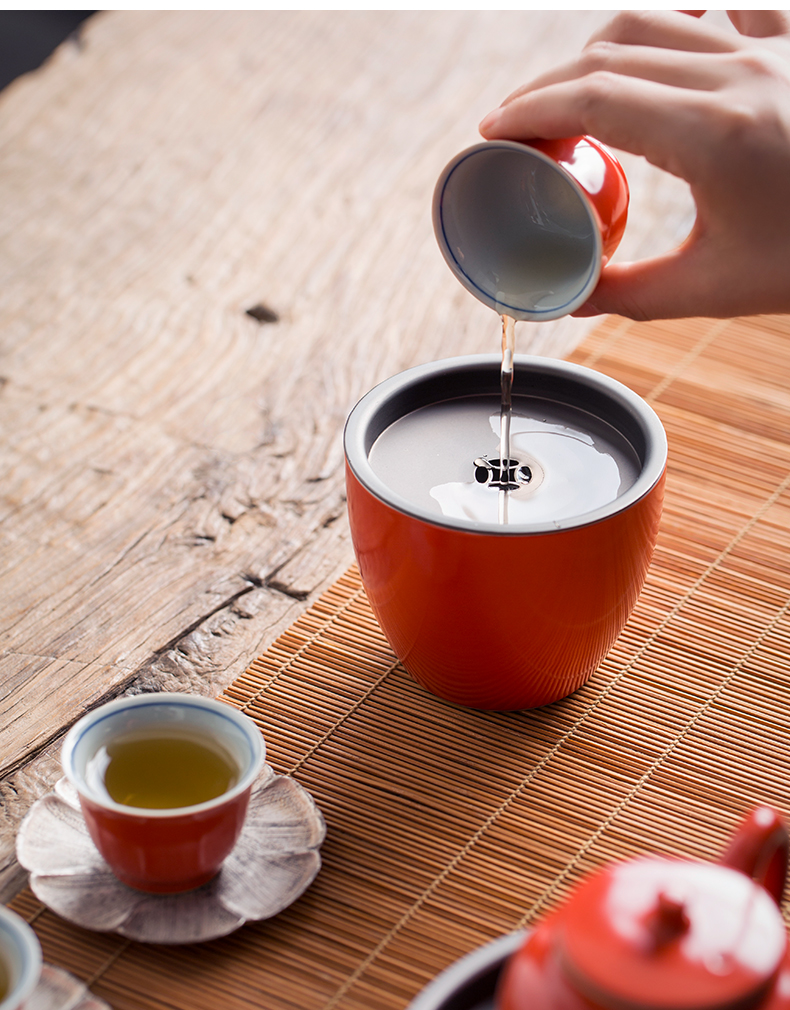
[343,354,667,537]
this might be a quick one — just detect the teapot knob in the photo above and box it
[720,806,788,906]
[643,893,689,953]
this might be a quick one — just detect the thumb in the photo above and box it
[572,238,730,321]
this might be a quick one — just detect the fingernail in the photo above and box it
[571,302,601,318]
[479,108,502,134]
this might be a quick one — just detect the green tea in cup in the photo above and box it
[89,729,241,809]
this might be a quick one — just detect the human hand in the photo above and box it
[479,11,790,320]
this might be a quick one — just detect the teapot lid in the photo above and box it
[560,856,787,1010]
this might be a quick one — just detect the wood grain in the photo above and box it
[0,11,698,892]
[9,304,790,1008]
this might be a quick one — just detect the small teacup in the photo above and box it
[0,906,41,1010]
[433,136,629,320]
[61,693,264,893]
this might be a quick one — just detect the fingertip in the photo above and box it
[727,9,790,37]
[478,108,502,136]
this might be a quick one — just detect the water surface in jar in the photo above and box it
[368,394,640,527]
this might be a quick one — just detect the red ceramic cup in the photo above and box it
[344,355,666,711]
[61,693,264,893]
[433,136,629,320]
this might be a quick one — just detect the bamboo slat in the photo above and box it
[10,313,790,1010]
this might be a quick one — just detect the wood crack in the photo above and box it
[265,580,309,602]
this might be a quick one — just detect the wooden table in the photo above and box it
[0,11,697,900]
[10,309,790,1009]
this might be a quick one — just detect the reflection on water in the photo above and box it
[368,395,639,527]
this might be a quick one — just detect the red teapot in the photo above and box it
[498,807,790,1010]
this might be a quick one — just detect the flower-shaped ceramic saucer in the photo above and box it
[24,964,110,1010]
[16,765,326,944]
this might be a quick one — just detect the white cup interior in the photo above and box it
[434,142,601,320]
[62,694,264,815]
[0,907,41,1010]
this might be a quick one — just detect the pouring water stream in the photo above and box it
[499,314,516,525]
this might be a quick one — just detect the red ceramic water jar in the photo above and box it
[61,693,264,893]
[344,355,666,711]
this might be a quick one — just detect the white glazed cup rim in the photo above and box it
[61,693,265,819]
[344,354,667,536]
[433,140,604,322]
[0,906,42,1010]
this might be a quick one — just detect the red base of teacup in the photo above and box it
[79,787,251,894]
[111,869,220,894]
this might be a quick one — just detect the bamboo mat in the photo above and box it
[10,313,790,1010]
